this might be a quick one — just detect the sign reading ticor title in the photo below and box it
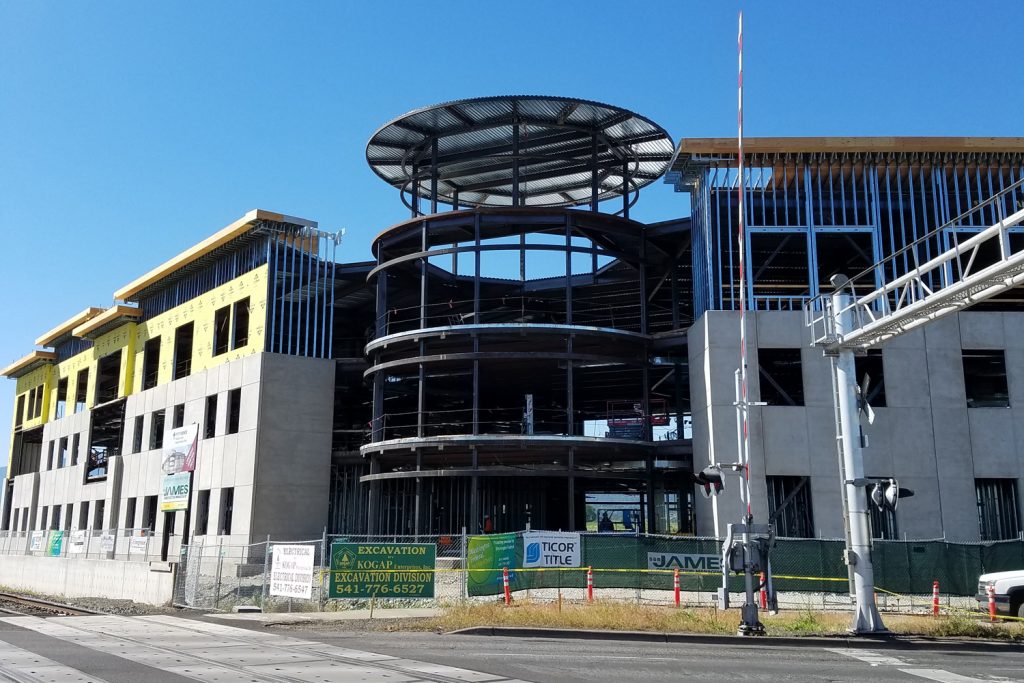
[159,424,199,512]
[329,542,435,598]
[523,531,581,568]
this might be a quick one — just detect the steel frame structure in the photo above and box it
[671,151,1024,319]
[358,97,692,536]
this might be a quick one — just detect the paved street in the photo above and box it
[0,613,1021,682]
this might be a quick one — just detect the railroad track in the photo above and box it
[0,592,100,617]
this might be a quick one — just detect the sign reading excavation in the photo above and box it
[329,542,435,599]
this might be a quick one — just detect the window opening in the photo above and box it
[150,409,165,450]
[173,322,194,380]
[58,437,68,468]
[46,441,54,470]
[232,297,250,349]
[976,478,1021,541]
[766,475,814,538]
[14,394,24,428]
[204,395,218,439]
[132,415,144,453]
[75,368,89,413]
[51,505,61,530]
[63,504,72,530]
[71,433,80,466]
[219,487,234,535]
[142,337,161,390]
[93,500,105,530]
[854,350,886,407]
[195,490,210,536]
[86,400,124,482]
[757,348,805,406]
[143,495,157,532]
[173,403,185,429]
[125,497,137,529]
[213,305,230,356]
[95,350,122,404]
[963,350,1009,408]
[55,378,68,419]
[227,388,241,434]
[79,501,90,530]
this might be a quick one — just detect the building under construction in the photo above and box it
[3,97,1024,553]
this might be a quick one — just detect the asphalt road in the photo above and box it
[0,613,1021,683]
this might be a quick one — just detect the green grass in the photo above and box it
[424,600,1024,641]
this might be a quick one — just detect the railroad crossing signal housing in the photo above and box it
[868,478,914,512]
[696,465,724,497]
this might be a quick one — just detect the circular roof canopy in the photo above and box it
[366,96,674,209]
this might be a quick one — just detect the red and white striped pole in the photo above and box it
[503,566,511,606]
[759,572,767,610]
[932,580,940,617]
[988,584,996,622]
[673,569,681,608]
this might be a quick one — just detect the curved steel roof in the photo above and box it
[366,96,674,208]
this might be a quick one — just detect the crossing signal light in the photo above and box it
[868,478,914,512]
[696,466,724,498]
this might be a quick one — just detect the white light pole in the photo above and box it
[830,275,886,633]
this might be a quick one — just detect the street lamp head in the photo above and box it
[830,274,850,289]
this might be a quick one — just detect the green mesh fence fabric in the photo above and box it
[465,533,1024,597]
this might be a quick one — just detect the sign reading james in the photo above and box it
[270,545,316,600]
[647,552,721,573]
[159,472,191,512]
[329,543,435,599]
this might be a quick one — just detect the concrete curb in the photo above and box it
[448,626,1024,651]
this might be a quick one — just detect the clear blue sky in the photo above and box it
[2,1,1022,450]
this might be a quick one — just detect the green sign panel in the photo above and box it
[467,533,518,596]
[46,530,64,557]
[329,542,436,598]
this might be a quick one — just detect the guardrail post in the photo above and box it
[673,569,680,608]
[503,566,511,606]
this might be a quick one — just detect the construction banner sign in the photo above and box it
[329,542,435,599]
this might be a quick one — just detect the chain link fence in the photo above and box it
[165,530,1024,613]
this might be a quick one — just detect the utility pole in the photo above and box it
[829,275,886,633]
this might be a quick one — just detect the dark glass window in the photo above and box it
[227,388,241,434]
[132,415,144,453]
[963,350,1009,408]
[150,409,165,450]
[758,348,805,406]
[204,395,218,439]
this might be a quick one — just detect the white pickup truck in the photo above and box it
[976,570,1024,618]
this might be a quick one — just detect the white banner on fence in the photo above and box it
[523,531,581,568]
[29,531,44,552]
[128,536,149,556]
[270,544,316,599]
[68,530,87,554]
[100,533,116,553]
